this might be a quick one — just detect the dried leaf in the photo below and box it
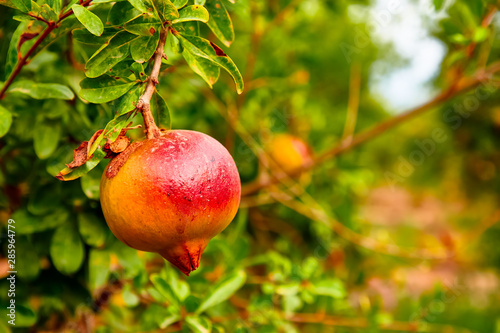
[109,135,130,153]
[65,141,89,169]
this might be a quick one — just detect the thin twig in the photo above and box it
[136,29,169,139]
[465,5,498,58]
[241,61,500,196]
[271,190,451,260]
[284,312,472,333]
[0,0,93,100]
[341,62,361,144]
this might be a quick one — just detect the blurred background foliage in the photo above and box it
[1,0,500,332]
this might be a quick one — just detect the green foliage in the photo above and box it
[1,0,500,332]
[50,224,85,274]
[72,4,104,36]
[0,105,12,137]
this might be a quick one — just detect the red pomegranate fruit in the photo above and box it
[100,130,241,275]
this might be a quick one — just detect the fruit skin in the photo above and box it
[267,134,313,174]
[100,130,241,275]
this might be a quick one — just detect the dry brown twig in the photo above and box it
[341,62,361,144]
[135,29,169,139]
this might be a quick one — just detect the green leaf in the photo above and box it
[46,0,61,12]
[8,80,74,99]
[150,274,180,310]
[5,21,29,80]
[30,2,58,23]
[27,184,61,215]
[185,316,212,333]
[12,14,33,22]
[11,305,37,327]
[130,31,160,62]
[86,31,140,78]
[182,48,220,88]
[473,27,489,43]
[50,224,85,275]
[11,0,30,12]
[450,33,468,45]
[172,0,187,9]
[130,62,147,80]
[151,92,171,130]
[88,249,111,291]
[173,5,209,24]
[176,33,243,94]
[56,148,106,181]
[0,104,12,138]
[283,294,302,314]
[0,0,17,9]
[107,1,142,26]
[78,213,107,247]
[87,43,130,77]
[159,313,182,329]
[205,0,234,46]
[17,237,40,280]
[79,76,137,103]
[124,14,161,36]
[161,267,190,301]
[73,28,118,46]
[311,278,346,299]
[122,285,140,307]
[175,20,200,35]
[72,4,104,36]
[155,0,179,22]
[164,31,182,64]
[107,60,137,79]
[127,0,154,14]
[80,161,106,199]
[13,208,69,234]
[196,270,246,314]
[114,83,144,115]
[194,0,205,5]
[34,118,61,159]
[111,241,144,278]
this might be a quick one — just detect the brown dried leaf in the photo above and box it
[109,135,130,153]
[65,141,89,169]
[105,141,144,179]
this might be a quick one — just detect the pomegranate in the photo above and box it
[100,130,241,275]
[267,134,313,174]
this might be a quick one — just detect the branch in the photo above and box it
[284,312,472,333]
[341,62,361,144]
[270,189,451,260]
[241,61,500,196]
[136,29,169,139]
[0,0,93,100]
[0,26,54,100]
